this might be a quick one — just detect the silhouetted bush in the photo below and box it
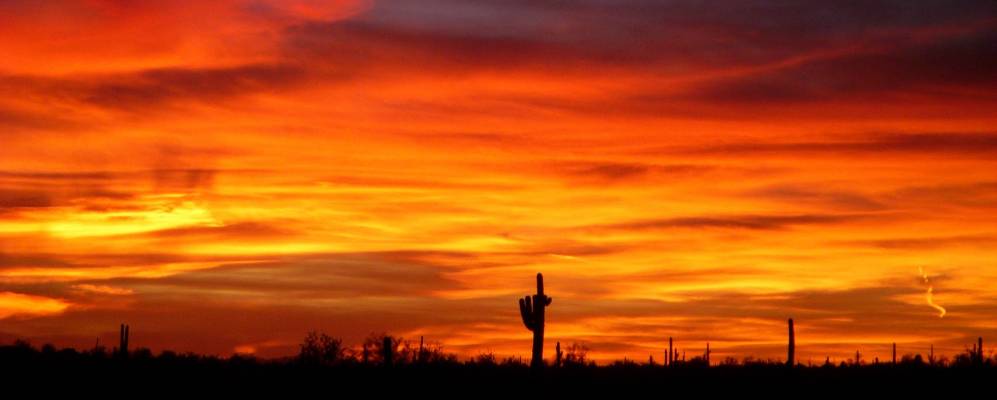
[1,337,994,397]
[471,351,497,366]
[299,331,345,366]
[563,342,590,367]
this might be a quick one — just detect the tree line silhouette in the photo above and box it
[0,273,994,394]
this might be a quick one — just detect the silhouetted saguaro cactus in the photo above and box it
[978,337,984,365]
[668,337,674,367]
[418,336,424,364]
[892,342,897,365]
[705,342,711,366]
[787,318,795,367]
[519,273,552,369]
[973,336,983,365]
[118,323,129,358]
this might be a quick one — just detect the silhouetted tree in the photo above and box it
[299,331,345,366]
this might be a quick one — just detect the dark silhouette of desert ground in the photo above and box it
[1,273,994,396]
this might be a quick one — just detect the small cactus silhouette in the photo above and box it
[892,342,897,365]
[706,342,711,366]
[668,337,674,366]
[118,323,129,358]
[787,318,795,367]
[519,273,552,369]
[977,337,984,365]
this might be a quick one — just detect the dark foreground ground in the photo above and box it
[1,344,992,397]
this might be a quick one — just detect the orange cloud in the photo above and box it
[0,0,370,74]
[0,292,70,319]
[71,284,134,296]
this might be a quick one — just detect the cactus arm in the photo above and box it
[519,297,535,331]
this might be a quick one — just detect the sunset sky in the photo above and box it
[2,0,997,363]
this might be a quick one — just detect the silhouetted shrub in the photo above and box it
[721,356,739,366]
[563,342,589,367]
[299,331,345,366]
[363,333,401,366]
[131,347,154,360]
[471,351,497,366]
[685,356,709,368]
[501,356,527,367]
[899,353,925,366]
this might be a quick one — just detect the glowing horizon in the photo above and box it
[2,0,997,363]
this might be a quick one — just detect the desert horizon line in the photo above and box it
[6,273,989,366]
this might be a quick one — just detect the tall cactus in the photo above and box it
[418,336,425,364]
[118,323,129,358]
[705,342,711,366]
[892,342,897,365]
[977,337,984,365]
[786,318,795,367]
[668,337,674,367]
[519,273,552,369]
